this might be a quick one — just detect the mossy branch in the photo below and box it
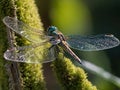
[52,53,97,90]
[13,0,46,89]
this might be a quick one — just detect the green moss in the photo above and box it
[20,64,45,90]
[52,53,97,90]
[15,0,43,28]
[14,0,46,89]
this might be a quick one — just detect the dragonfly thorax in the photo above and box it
[50,38,61,45]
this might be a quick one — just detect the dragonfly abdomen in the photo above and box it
[61,41,82,64]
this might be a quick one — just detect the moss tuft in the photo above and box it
[52,53,97,90]
[14,0,46,89]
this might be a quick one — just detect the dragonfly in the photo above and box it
[3,16,120,64]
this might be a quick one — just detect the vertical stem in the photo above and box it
[5,1,22,90]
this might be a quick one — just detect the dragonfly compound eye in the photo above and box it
[47,26,58,35]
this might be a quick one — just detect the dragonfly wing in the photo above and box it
[67,34,120,51]
[4,43,56,63]
[3,16,47,43]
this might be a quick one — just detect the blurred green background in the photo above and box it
[36,0,120,90]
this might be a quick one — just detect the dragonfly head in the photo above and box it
[47,26,58,36]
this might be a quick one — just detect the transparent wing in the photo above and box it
[3,16,47,43]
[67,34,120,51]
[4,43,56,63]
